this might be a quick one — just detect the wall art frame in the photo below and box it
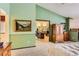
[15,20,31,32]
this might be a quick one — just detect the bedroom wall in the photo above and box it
[9,3,36,49]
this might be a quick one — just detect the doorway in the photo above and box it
[0,9,9,42]
[35,19,50,42]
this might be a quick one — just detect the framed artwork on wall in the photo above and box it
[15,20,31,32]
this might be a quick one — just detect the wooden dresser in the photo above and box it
[50,24,64,43]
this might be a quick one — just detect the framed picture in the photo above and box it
[15,20,31,32]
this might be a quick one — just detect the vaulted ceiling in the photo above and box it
[37,3,79,19]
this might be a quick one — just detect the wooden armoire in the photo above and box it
[50,24,64,43]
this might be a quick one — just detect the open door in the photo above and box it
[35,19,50,42]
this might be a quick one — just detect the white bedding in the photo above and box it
[54,42,79,56]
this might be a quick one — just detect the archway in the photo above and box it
[35,19,50,42]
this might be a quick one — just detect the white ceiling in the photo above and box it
[37,3,79,19]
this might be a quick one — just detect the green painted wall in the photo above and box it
[9,3,36,49]
[0,3,10,15]
[10,3,36,34]
[36,5,66,24]
[10,34,35,49]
